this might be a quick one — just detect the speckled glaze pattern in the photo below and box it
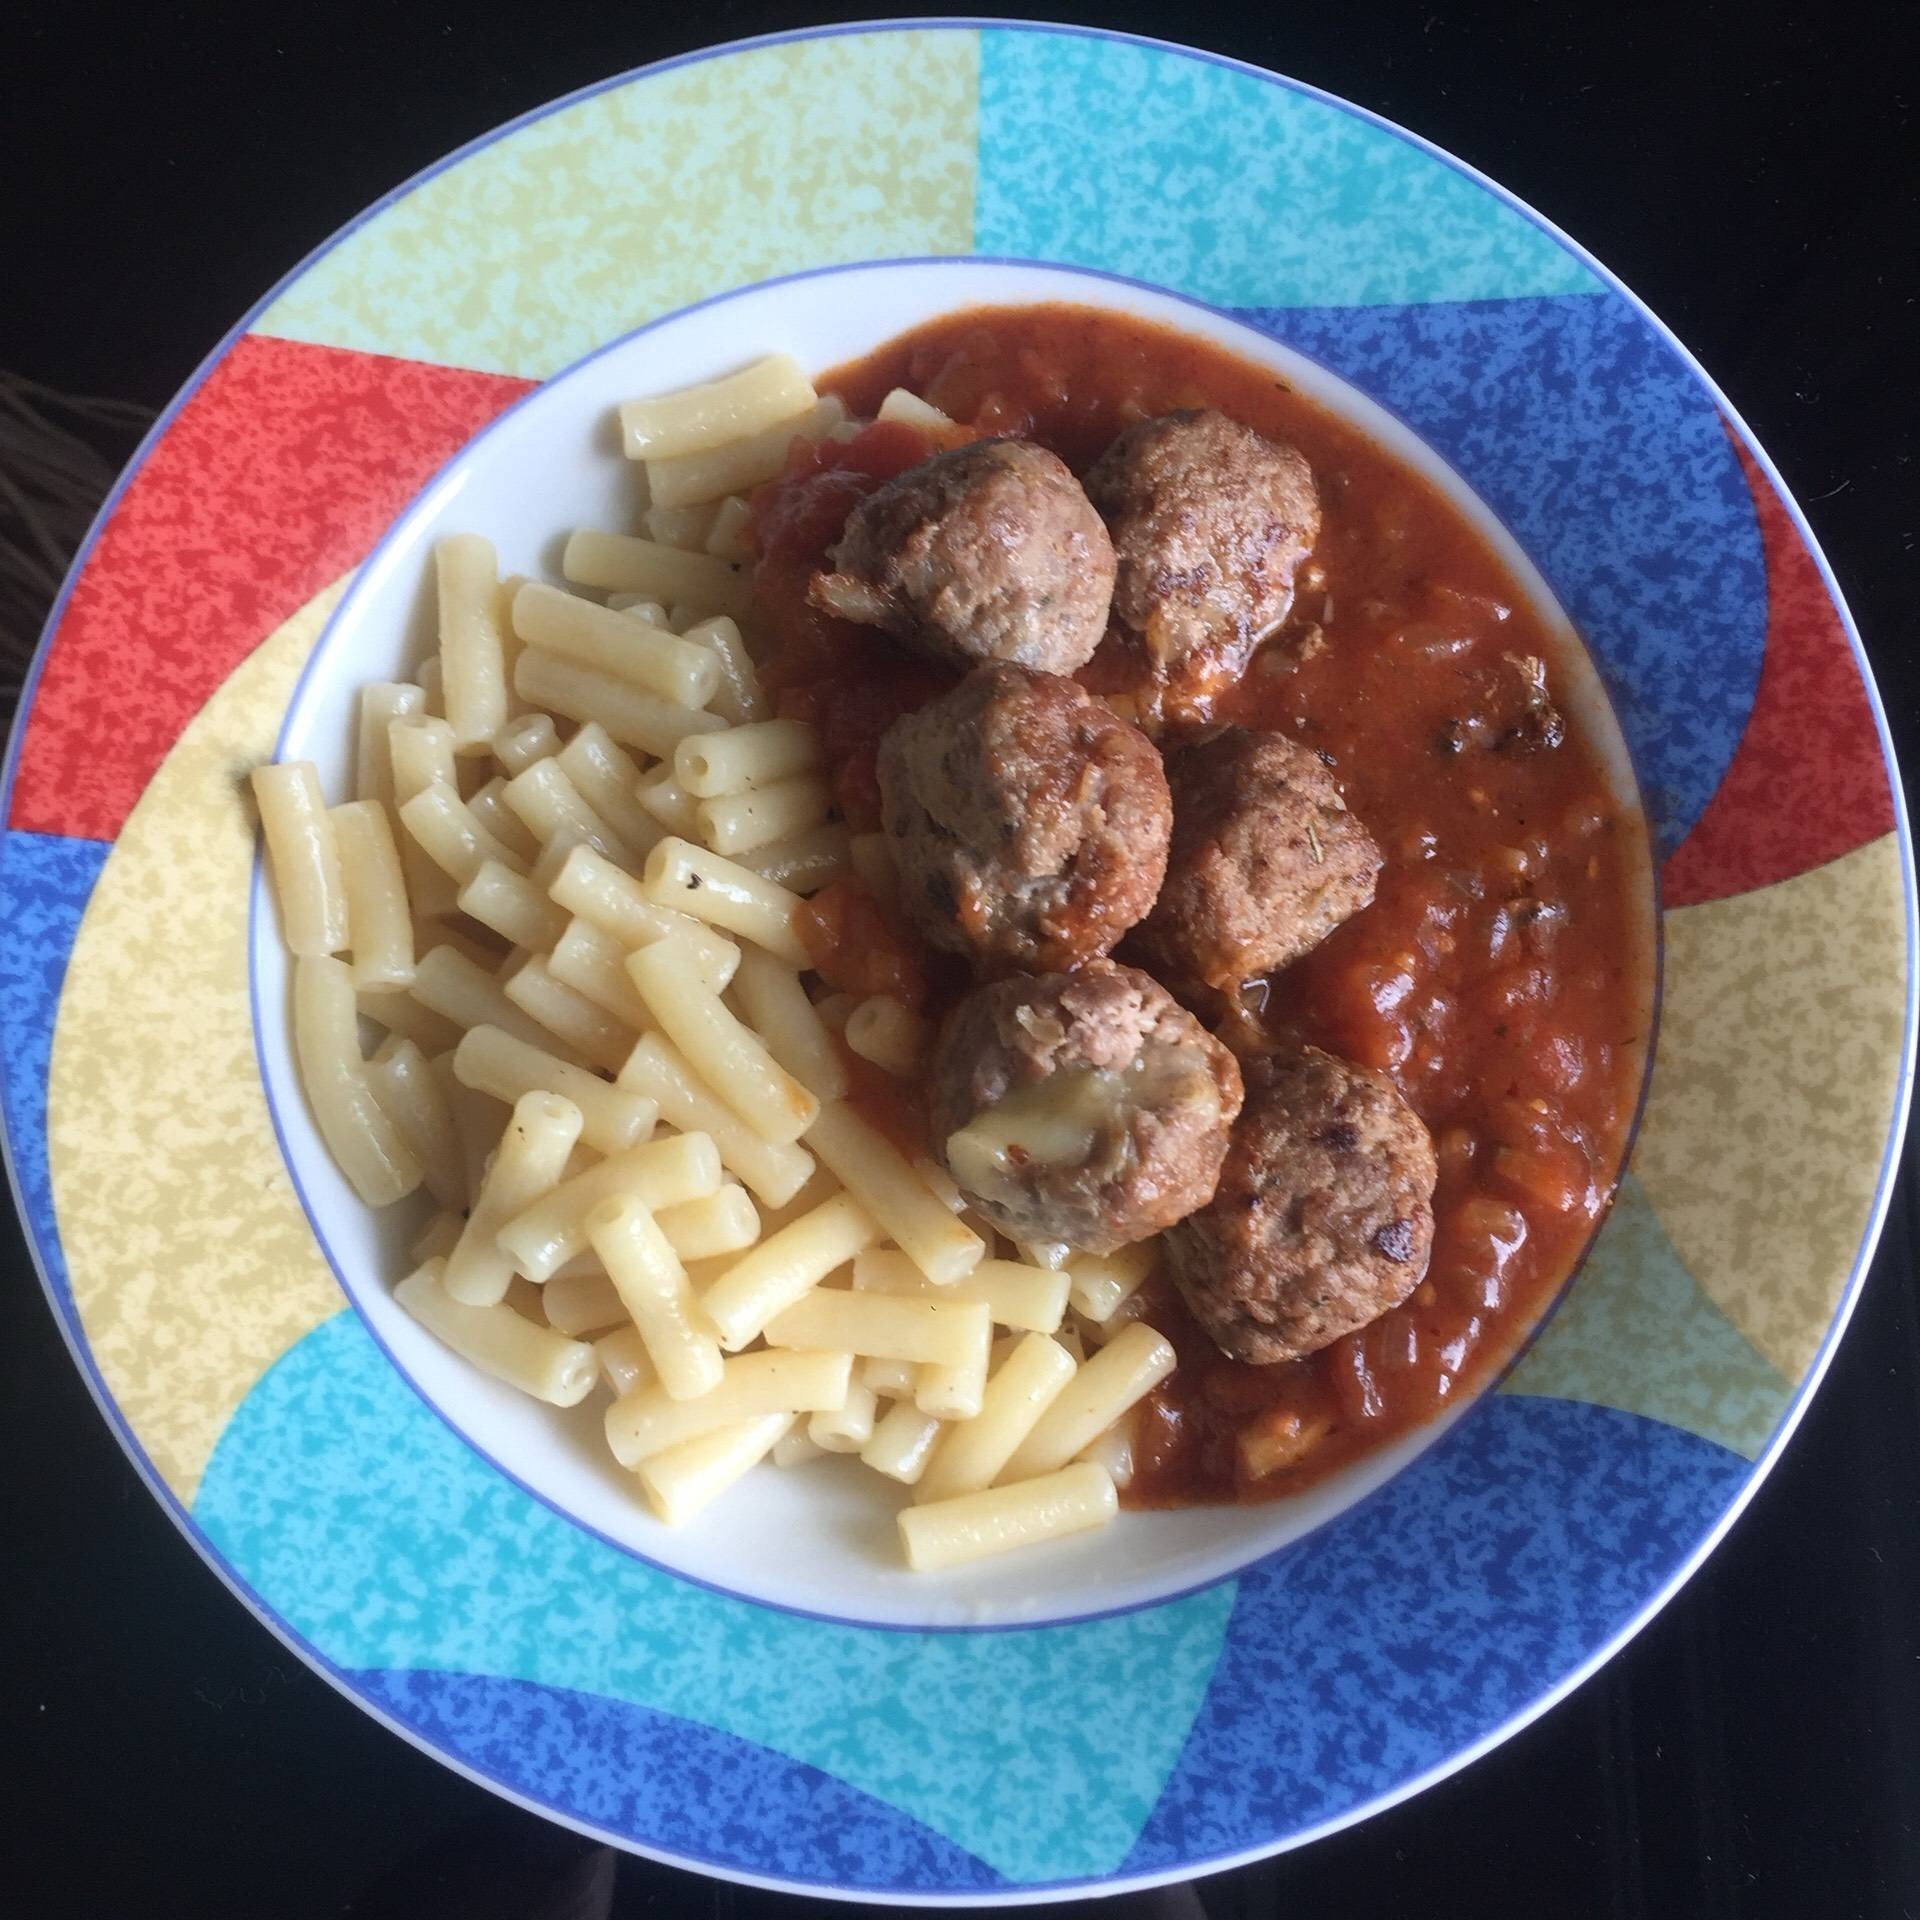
[1501,1176,1790,1460]
[1633,836,1908,1382]
[254,32,980,379]
[973,31,1600,306]
[8,336,529,845]
[1238,295,1767,859]
[44,586,347,1500]
[2,23,1908,1901]
[196,1311,1233,1887]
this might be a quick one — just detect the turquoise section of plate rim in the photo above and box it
[2,17,1912,1903]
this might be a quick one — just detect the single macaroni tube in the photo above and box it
[514,649,724,761]
[860,1402,945,1486]
[809,1380,878,1453]
[411,944,572,1057]
[500,958,636,1075]
[501,757,636,866]
[804,1101,985,1286]
[674,718,820,798]
[330,798,415,989]
[436,534,509,750]
[457,859,567,952]
[655,1185,759,1260]
[444,1091,585,1305]
[641,836,810,968]
[876,387,959,434]
[699,1190,880,1350]
[644,499,722,549]
[626,936,819,1146]
[511,580,722,709]
[843,995,926,1079]
[587,1194,724,1401]
[399,782,531,885]
[616,1033,814,1208]
[898,1462,1117,1572]
[635,766,706,839]
[492,712,561,776]
[355,681,425,814]
[733,824,852,895]
[915,1332,1077,1503]
[679,616,766,723]
[763,1289,992,1371]
[618,354,815,461]
[293,956,420,1205]
[594,1324,655,1398]
[1066,1241,1157,1324]
[453,1024,656,1156]
[549,917,657,1029]
[635,1412,795,1525]
[727,947,847,1102]
[553,724,664,858]
[363,1035,465,1211]
[603,1348,852,1467]
[495,1130,722,1281]
[388,717,459,802]
[853,1249,1070,1334]
[561,528,752,620]
[696,773,832,859]
[998,1322,1177,1483]
[395,1259,597,1407]
[429,1048,501,1206]
[253,762,349,956]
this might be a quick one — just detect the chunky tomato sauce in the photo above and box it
[751,305,1653,1507]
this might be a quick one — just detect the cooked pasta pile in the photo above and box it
[252,355,1175,1571]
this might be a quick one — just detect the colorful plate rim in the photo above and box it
[2,18,1912,1902]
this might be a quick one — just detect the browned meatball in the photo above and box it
[1164,1045,1437,1363]
[1135,728,1381,992]
[877,665,1171,972]
[1085,410,1320,702]
[929,963,1243,1255]
[810,439,1116,674]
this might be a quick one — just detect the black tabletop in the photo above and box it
[5,4,1916,1915]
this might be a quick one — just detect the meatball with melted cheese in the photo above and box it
[1084,409,1320,706]
[929,963,1243,1255]
[810,439,1116,675]
[1164,1045,1438,1364]
[1135,728,1381,993]
[877,664,1172,972]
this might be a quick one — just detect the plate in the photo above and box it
[4,21,1911,1901]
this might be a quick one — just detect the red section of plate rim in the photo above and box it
[8,335,532,844]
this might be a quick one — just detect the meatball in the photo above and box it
[1084,410,1320,701]
[1135,728,1381,992]
[877,665,1172,971]
[1164,1045,1437,1363]
[810,439,1117,675]
[929,963,1243,1255]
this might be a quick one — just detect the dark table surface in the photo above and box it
[5,3,1917,1915]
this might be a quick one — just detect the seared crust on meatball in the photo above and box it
[1136,728,1381,991]
[1164,1045,1437,1363]
[1085,410,1320,701]
[929,963,1243,1255]
[878,665,1172,971]
[810,439,1117,675]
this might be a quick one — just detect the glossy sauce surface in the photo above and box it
[754,305,1652,1505]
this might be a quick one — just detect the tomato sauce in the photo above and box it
[749,305,1654,1508]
